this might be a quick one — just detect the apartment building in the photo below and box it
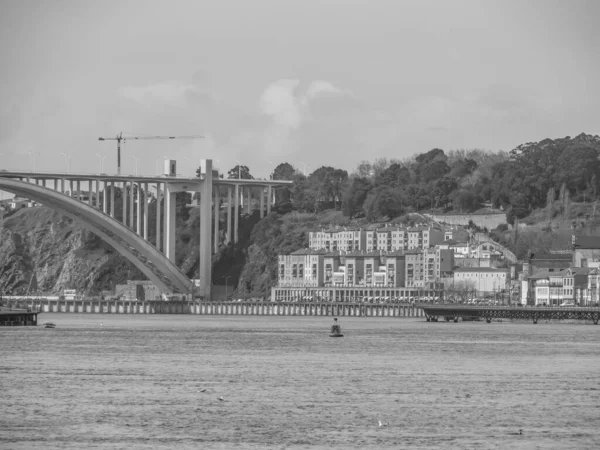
[308,229,363,252]
[278,249,327,287]
[311,226,448,253]
[453,267,510,294]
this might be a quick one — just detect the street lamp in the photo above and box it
[27,151,39,173]
[96,153,107,173]
[60,152,71,173]
[298,160,309,176]
[267,159,274,180]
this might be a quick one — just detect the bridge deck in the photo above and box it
[420,304,600,324]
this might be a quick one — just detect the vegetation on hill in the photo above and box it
[2,133,600,296]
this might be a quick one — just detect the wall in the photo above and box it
[426,213,508,230]
[3,298,424,317]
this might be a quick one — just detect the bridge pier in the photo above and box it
[226,186,232,244]
[155,183,161,251]
[234,184,239,243]
[198,159,213,299]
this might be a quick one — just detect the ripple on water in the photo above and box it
[1,315,600,449]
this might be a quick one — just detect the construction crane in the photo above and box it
[98,132,203,175]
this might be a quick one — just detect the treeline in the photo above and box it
[244,133,600,224]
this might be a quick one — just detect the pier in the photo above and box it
[0,307,38,326]
[1,299,424,317]
[420,304,600,324]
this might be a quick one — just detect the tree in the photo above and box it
[415,148,450,183]
[272,162,296,180]
[378,163,412,188]
[227,165,253,180]
[342,177,372,217]
[452,190,478,212]
[272,162,296,204]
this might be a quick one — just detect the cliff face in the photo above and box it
[0,207,144,295]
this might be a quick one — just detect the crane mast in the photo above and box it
[98,133,203,175]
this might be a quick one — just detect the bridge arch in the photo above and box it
[0,179,193,294]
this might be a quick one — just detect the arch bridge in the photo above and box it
[0,160,291,299]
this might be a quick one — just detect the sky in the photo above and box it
[0,0,599,179]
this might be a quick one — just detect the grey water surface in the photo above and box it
[2,314,599,449]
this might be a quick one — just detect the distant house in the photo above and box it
[8,197,38,210]
[528,267,599,306]
[525,251,572,277]
[453,267,510,295]
[573,235,600,268]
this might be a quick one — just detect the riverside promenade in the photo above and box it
[2,298,424,317]
[421,304,600,324]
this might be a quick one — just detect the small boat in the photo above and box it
[42,322,56,329]
[329,323,343,338]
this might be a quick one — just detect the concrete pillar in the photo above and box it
[60,178,65,194]
[199,159,213,300]
[246,186,251,214]
[110,181,115,218]
[226,186,232,244]
[123,181,128,226]
[41,179,46,188]
[136,183,141,235]
[129,181,134,229]
[69,180,73,198]
[213,187,219,254]
[234,184,239,243]
[156,183,161,252]
[95,179,100,208]
[76,180,81,200]
[163,183,169,256]
[143,182,149,240]
[102,182,107,214]
[163,184,176,262]
[267,185,272,214]
[260,187,265,219]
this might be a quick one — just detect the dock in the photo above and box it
[420,304,600,324]
[0,307,39,326]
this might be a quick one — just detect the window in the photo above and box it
[279,264,285,279]
[299,264,304,278]
[312,264,317,279]
[292,264,297,278]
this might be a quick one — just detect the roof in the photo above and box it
[344,251,381,258]
[574,236,600,250]
[289,248,328,256]
[0,307,37,316]
[441,239,458,245]
[528,268,576,279]
[529,252,572,261]
[454,267,509,273]
[384,250,407,257]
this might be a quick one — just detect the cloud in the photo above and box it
[259,79,303,129]
[117,81,212,108]
[258,79,350,157]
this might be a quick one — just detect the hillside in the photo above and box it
[2,132,600,296]
[0,199,598,297]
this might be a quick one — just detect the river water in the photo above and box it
[2,314,600,449]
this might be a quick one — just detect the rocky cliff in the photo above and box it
[0,207,144,295]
